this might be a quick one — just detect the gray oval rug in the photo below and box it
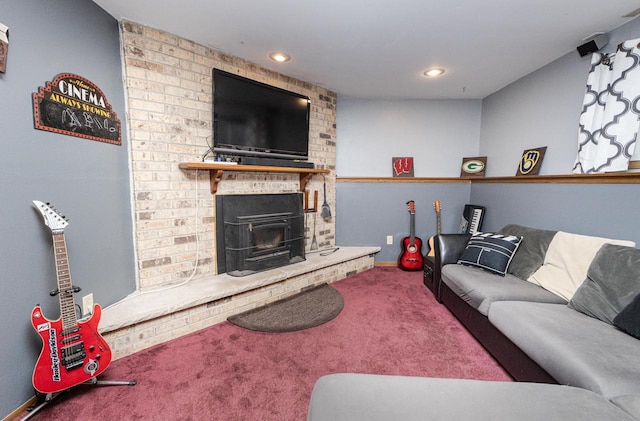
[227,283,344,333]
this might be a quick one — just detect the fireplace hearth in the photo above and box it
[216,193,305,276]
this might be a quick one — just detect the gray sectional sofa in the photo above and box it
[308,225,640,420]
[308,374,639,420]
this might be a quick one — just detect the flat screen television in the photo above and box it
[212,69,310,161]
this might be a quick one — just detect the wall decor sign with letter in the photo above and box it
[516,146,547,176]
[33,74,121,145]
[392,157,415,177]
[460,156,487,178]
[0,23,8,73]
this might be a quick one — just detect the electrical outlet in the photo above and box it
[386,235,393,245]
[82,293,94,316]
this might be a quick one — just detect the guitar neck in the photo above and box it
[409,212,416,244]
[52,232,78,330]
[436,213,441,235]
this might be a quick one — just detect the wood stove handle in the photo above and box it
[304,190,309,213]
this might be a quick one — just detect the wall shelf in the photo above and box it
[337,172,640,185]
[179,162,331,194]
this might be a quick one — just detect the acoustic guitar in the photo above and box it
[426,200,442,257]
[31,201,112,394]
[398,200,424,271]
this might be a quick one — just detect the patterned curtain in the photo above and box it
[573,38,640,174]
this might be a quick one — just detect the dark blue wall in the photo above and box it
[0,0,135,416]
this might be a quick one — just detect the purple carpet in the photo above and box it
[23,267,511,420]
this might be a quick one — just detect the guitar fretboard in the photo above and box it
[409,212,416,245]
[52,232,78,330]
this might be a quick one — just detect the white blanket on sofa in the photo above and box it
[527,231,635,301]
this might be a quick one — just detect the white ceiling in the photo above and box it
[93,0,640,99]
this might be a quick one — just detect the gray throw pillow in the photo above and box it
[614,293,640,339]
[498,224,557,280]
[568,244,640,324]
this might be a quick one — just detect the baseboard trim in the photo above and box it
[3,396,37,421]
[374,261,398,267]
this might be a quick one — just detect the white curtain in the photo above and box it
[573,38,640,174]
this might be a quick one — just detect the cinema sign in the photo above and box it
[33,73,121,145]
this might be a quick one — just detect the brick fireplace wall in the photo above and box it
[120,21,337,290]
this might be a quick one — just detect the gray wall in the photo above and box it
[469,16,640,246]
[470,183,640,245]
[336,99,482,177]
[336,182,471,261]
[479,52,589,176]
[480,16,640,175]
[334,98,481,260]
[0,0,135,417]
[336,16,640,262]
[2,1,639,417]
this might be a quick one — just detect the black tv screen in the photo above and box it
[213,69,310,160]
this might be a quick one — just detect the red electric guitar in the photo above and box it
[398,200,424,271]
[31,201,112,394]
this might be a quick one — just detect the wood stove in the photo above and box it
[216,193,305,276]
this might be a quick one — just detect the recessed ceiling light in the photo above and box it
[269,52,291,63]
[423,68,445,77]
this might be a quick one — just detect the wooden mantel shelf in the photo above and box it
[179,162,330,194]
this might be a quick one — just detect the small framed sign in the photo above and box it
[33,73,122,145]
[516,147,546,176]
[460,156,487,178]
[0,23,8,73]
[392,157,414,177]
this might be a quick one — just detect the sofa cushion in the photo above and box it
[488,301,640,399]
[308,374,638,421]
[498,224,557,280]
[441,265,565,316]
[611,394,640,420]
[614,293,640,339]
[457,232,522,276]
[527,231,635,301]
[569,244,640,324]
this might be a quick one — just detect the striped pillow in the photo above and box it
[458,232,523,276]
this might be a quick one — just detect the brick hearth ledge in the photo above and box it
[100,246,379,335]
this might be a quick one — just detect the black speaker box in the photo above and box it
[238,156,314,168]
[577,34,608,57]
